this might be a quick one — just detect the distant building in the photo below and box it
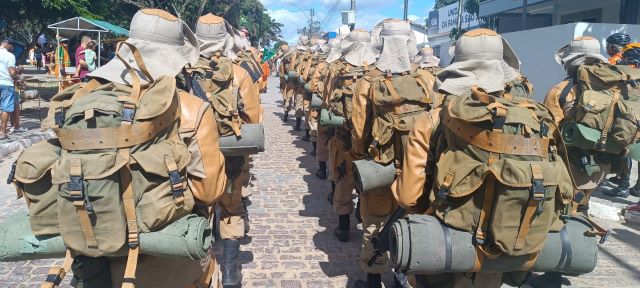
[409,21,429,48]
[480,0,640,33]
[426,2,483,57]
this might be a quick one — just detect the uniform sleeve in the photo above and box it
[179,93,227,206]
[347,78,373,161]
[392,109,439,214]
[543,80,573,125]
[312,62,326,93]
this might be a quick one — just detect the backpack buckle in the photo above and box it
[438,173,454,202]
[540,121,549,136]
[121,103,136,123]
[573,191,585,203]
[6,161,16,185]
[168,170,185,205]
[54,108,65,127]
[69,175,94,213]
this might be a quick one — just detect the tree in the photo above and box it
[434,0,458,9]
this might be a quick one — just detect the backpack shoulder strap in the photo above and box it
[559,77,575,108]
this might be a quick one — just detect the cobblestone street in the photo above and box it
[0,77,640,287]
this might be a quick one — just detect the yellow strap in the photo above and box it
[119,149,139,288]
[513,165,544,251]
[41,249,74,288]
[69,158,98,248]
[475,153,499,245]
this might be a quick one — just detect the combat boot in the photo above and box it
[283,111,289,122]
[315,161,327,179]
[334,214,350,242]
[295,118,302,131]
[222,239,242,288]
[311,142,317,157]
[526,272,566,288]
[302,129,311,141]
[327,181,335,205]
[354,273,382,288]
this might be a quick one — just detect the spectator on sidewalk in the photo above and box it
[74,35,92,82]
[606,33,631,64]
[76,40,97,80]
[0,38,17,139]
[9,66,27,134]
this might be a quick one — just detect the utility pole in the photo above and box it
[522,0,528,30]
[403,0,408,21]
[309,8,315,38]
[350,0,356,31]
[456,0,464,32]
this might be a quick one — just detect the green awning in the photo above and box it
[85,19,129,37]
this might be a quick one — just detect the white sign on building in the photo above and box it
[430,3,483,35]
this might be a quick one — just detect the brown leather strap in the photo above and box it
[119,150,139,288]
[514,164,545,251]
[41,249,74,288]
[597,91,620,148]
[64,79,102,108]
[521,252,539,271]
[54,100,177,150]
[443,113,549,158]
[382,78,403,104]
[474,152,499,261]
[414,74,433,104]
[116,42,153,102]
[69,158,98,248]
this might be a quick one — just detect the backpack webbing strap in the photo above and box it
[41,249,73,288]
[164,155,185,208]
[513,164,546,251]
[414,74,433,104]
[119,150,139,288]
[55,99,177,150]
[472,152,500,272]
[69,158,98,248]
[597,92,621,150]
[443,113,550,158]
[520,252,540,271]
[558,78,575,108]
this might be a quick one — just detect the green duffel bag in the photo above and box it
[0,211,212,262]
[319,108,345,127]
[391,214,599,275]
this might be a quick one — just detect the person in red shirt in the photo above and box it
[74,35,92,81]
[606,33,631,64]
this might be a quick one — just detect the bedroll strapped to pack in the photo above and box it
[561,63,640,154]
[431,86,581,270]
[366,68,435,164]
[9,42,200,288]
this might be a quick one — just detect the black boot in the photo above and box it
[282,111,289,123]
[316,161,327,179]
[328,181,335,205]
[295,118,302,131]
[311,142,317,157]
[334,214,350,242]
[355,273,382,288]
[222,240,242,288]
[302,129,311,141]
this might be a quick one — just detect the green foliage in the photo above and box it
[434,0,458,9]
[449,27,466,41]
[464,0,480,17]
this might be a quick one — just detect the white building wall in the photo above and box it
[436,23,640,102]
[553,0,622,24]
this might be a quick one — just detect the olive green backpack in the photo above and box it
[187,55,243,137]
[430,85,577,270]
[560,63,640,154]
[9,43,195,286]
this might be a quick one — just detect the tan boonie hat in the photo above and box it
[341,29,377,67]
[326,38,342,63]
[554,36,607,65]
[89,9,199,85]
[196,13,236,60]
[413,47,440,68]
[374,19,417,73]
[451,28,520,70]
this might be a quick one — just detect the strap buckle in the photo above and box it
[69,175,94,213]
[168,170,185,199]
[540,121,549,137]
[54,107,65,127]
[6,161,16,185]
[45,267,66,286]
[121,103,136,123]
[438,173,454,202]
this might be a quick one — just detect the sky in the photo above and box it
[260,0,436,44]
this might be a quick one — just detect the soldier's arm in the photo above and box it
[543,80,571,125]
[311,62,326,94]
[392,109,440,214]
[347,78,372,161]
[179,92,227,206]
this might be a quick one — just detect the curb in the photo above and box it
[0,130,55,158]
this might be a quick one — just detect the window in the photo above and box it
[560,8,603,24]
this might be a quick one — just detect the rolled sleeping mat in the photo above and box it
[352,159,396,194]
[219,124,265,156]
[319,108,345,127]
[391,214,598,275]
[283,74,289,81]
[627,142,640,162]
[287,71,298,79]
[304,83,311,92]
[309,94,323,109]
[299,75,307,85]
[0,211,212,262]
[561,121,623,154]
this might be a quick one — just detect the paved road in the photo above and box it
[1,76,639,287]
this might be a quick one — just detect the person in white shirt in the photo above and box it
[0,38,17,139]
